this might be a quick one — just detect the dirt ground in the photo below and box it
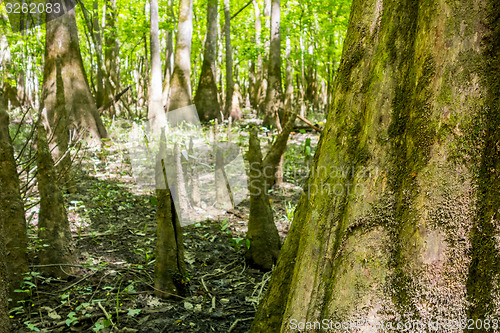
[9,116,320,333]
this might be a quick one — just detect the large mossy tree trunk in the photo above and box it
[0,93,28,299]
[251,0,500,331]
[168,0,193,112]
[194,0,220,121]
[42,2,108,145]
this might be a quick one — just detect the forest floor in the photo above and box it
[9,111,321,333]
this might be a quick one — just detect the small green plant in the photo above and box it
[65,311,78,326]
[93,321,105,332]
[285,201,295,223]
[303,137,313,167]
[24,321,40,332]
[220,217,232,236]
[231,237,250,250]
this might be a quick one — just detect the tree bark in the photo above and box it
[0,217,10,333]
[0,93,28,300]
[148,0,166,134]
[194,0,220,121]
[246,127,280,271]
[103,0,121,113]
[261,111,297,190]
[93,0,104,108]
[262,0,282,128]
[251,0,500,331]
[162,0,175,107]
[154,131,187,299]
[42,2,108,145]
[168,0,194,112]
[222,0,234,118]
[37,123,76,278]
[250,0,263,109]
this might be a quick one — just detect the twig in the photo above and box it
[97,85,132,114]
[230,0,252,20]
[60,272,96,292]
[228,317,254,333]
[97,301,117,331]
[296,114,322,133]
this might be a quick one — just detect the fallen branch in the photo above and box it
[97,85,132,114]
[228,317,254,333]
[296,114,322,133]
[230,0,252,20]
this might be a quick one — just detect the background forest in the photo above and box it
[4,0,498,332]
[0,0,351,332]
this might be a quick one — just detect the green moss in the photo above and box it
[465,0,500,323]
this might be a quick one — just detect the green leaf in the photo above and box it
[127,308,141,317]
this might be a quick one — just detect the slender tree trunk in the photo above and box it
[162,30,174,107]
[168,0,194,112]
[283,20,293,116]
[262,0,282,128]
[37,123,76,278]
[154,130,186,299]
[261,111,296,190]
[246,127,280,271]
[250,0,262,110]
[93,0,104,108]
[103,0,120,114]
[223,0,234,118]
[252,0,500,331]
[148,0,166,134]
[0,93,28,300]
[162,0,175,107]
[42,1,108,146]
[298,36,306,118]
[194,0,220,121]
[0,220,10,333]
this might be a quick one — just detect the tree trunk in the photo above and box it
[283,17,293,117]
[103,0,121,114]
[0,93,28,300]
[162,0,175,107]
[148,0,166,134]
[223,0,234,118]
[42,2,108,145]
[168,0,193,112]
[93,0,104,108]
[0,220,10,333]
[251,0,500,331]
[162,30,174,107]
[262,0,282,128]
[154,130,186,299]
[194,0,220,121]
[246,127,280,271]
[250,0,262,110]
[37,123,76,278]
[261,111,297,190]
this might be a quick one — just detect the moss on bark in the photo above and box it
[251,0,500,331]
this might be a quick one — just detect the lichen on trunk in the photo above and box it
[251,0,500,331]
